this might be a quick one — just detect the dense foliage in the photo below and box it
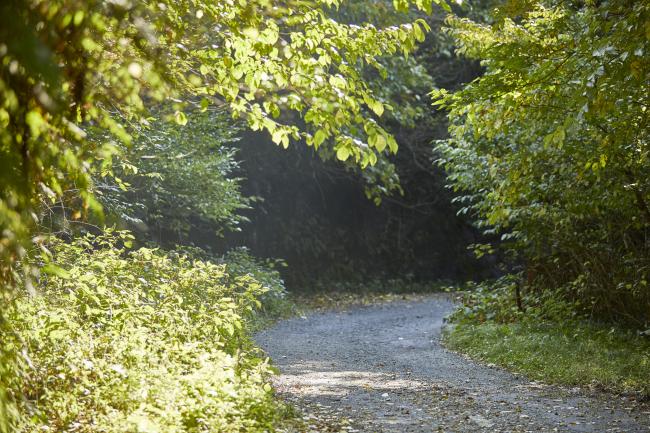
[4,0,649,429]
[3,231,289,432]
[99,107,250,244]
[436,0,650,326]
[218,0,494,286]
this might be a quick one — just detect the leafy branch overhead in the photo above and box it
[167,1,434,165]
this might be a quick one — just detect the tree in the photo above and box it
[98,106,251,244]
[215,0,494,286]
[435,0,650,324]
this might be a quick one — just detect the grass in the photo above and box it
[443,319,650,396]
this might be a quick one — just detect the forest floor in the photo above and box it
[255,294,650,432]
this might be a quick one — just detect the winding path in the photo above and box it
[255,295,650,432]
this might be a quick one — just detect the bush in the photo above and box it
[172,245,294,330]
[98,107,251,245]
[6,230,286,432]
[220,247,288,303]
[446,276,524,325]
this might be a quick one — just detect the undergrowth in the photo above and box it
[444,276,650,397]
[2,230,293,432]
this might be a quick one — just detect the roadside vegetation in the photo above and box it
[445,320,650,396]
[6,231,293,432]
[436,0,650,327]
[444,280,650,396]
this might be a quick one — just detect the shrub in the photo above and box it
[220,248,292,322]
[6,230,285,432]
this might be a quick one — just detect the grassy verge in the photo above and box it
[443,319,650,396]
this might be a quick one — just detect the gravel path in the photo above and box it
[255,295,650,432]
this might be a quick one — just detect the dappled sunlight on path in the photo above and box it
[278,365,429,398]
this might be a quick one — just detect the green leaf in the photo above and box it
[329,75,347,89]
[370,100,384,117]
[413,22,425,43]
[374,134,387,152]
[314,129,327,147]
[174,111,188,126]
[433,0,451,12]
[336,146,350,161]
[41,264,71,279]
